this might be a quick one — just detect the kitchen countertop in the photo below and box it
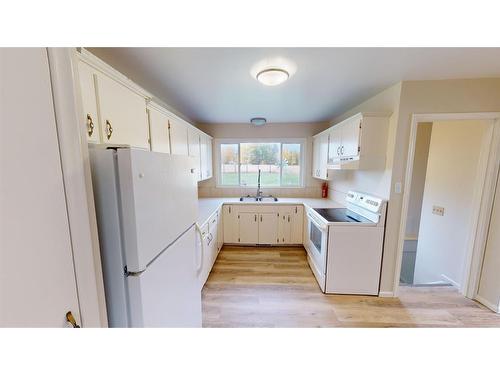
[197,197,344,226]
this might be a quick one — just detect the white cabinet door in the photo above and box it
[239,212,259,244]
[169,117,189,155]
[200,134,208,180]
[77,61,100,143]
[208,213,218,265]
[187,127,201,180]
[258,213,279,245]
[327,127,342,164]
[206,136,213,179]
[291,205,304,244]
[188,127,201,157]
[319,132,330,180]
[97,72,149,149]
[223,205,239,243]
[278,210,291,244]
[312,135,321,178]
[1,48,81,327]
[341,117,361,157]
[217,209,223,251]
[148,107,170,153]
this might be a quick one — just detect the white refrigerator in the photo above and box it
[90,148,202,327]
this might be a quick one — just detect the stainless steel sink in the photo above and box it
[239,195,278,202]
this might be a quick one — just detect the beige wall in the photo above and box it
[381,78,500,294]
[196,122,330,198]
[413,120,490,287]
[327,83,402,203]
[405,122,432,238]
[325,78,500,295]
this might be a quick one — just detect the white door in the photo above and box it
[312,135,321,178]
[278,211,291,244]
[187,127,201,179]
[117,149,198,272]
[169,117,189,155]
[327,127,342,163]
[341,117,361,157]
[97,72,149,149]
[77,61,100,143]
[0,48,81,327]
[206,136,213,179]
[239,212,259,244]
[127,227,201,327]
[291,205,304,244]
[477,169,500,311]
[223,205,239,243]
[259,213,279,244]
[319,132,330,179]
[217,209,223,251]
[148,107,171,153]
[200,134,208,180]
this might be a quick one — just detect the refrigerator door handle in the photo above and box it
[194,224,204,276]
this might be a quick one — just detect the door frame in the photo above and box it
[47,48,108,327]
[393,112,500,303]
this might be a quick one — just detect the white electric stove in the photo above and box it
[304,191,387,295]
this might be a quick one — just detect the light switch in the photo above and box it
[432,206,445,216]
[394,182,402,194]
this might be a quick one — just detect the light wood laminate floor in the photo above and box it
[202,246,500,327]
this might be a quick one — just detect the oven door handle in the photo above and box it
[307,212,328,231]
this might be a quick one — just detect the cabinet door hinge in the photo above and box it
[238,214,240,219]
[238,238,240,242]
[358,146,361,152]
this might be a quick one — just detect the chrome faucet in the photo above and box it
[239,168,278,201]
[256,169,263,200]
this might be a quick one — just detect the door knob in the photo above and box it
[66,311,80,328]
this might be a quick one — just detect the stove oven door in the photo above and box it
[305,210,328,290]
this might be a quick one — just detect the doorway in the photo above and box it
[394,114,500,311]
[400,119,490,289]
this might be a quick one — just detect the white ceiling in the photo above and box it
[89,48,500,124]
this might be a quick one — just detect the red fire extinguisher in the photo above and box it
[321,182,328,198]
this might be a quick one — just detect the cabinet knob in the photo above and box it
[105,120,113,140]
[86,114,94,137]
[66,311,80,328]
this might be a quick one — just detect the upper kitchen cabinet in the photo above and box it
[77,49,151,149]
[312,131,330,180]
[147,103,171,154]
[77,61,100,143]
[97,72,149,149]
[200,133,213,180]
[324,113,390,170]
[168,116,189,155]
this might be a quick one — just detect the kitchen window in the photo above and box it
[217,140,304,187]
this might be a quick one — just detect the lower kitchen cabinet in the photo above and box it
[199,211,220,287]
[259,213,279,244]
[223,205,239,243]
[238,212,259,244]
[223,204,304,246]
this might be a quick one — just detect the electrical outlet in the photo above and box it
[432,205,445,216]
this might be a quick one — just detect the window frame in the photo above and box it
[215,138,306,188]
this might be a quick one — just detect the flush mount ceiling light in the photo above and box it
[250,57,297,86]
[256,68,290,86]
[250,117,267,126]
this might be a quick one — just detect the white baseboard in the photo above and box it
[440,274,460,288]
[378,291,395,297]
[475,295,500,313]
